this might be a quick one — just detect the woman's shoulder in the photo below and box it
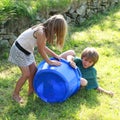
[32,26,44,33]
[33,26,46,39]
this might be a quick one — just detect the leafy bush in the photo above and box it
[0,0,36,21]
[0,0,72,21]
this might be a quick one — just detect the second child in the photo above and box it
[61,48,114,97]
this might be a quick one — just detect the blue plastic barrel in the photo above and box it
[33,58,81,103]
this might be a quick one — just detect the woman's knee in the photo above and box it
[22,72,30,79]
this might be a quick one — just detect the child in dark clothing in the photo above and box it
[61,47,114,97]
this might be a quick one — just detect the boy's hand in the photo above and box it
[107,91,114,97]
[97,87,114,97]
[69,61,77,68]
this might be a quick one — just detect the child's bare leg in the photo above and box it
[13,66,30,103]
[28,62,37,95]
[59,50,75,59]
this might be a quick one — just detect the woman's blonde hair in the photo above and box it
[43,14,67,48]
[81,47,99,65]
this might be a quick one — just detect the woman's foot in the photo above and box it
[12,94,24,103]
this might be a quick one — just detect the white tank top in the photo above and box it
[16,28,40,53]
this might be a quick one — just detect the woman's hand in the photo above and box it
[54,55,61,60]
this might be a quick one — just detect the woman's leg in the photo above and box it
[28,62,37,95]
[13,66,30,103]
[59,50,75,59]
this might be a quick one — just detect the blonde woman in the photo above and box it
[8,14,68,103]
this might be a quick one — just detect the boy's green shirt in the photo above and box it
[74,57,98,90]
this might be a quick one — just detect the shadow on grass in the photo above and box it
[2,88,99,120]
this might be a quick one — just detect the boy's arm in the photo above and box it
[66,55,77,68]
[66,55,74,61]
[96,86,114,97]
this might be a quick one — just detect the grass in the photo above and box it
[0,3,120,120]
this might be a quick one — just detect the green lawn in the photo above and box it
[0,5,120,120]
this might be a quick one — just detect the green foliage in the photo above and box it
[0,0,72,21]
[0,0,36,21]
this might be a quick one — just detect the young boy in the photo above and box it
[62,47,114,96]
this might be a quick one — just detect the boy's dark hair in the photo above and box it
[81,47,99,65]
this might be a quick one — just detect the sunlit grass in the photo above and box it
[1,3,120,120]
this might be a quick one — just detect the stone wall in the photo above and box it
[64,0,120,24]
[0,0,120,46]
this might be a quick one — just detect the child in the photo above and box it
[8,14,68,103]
[61,48,114,97]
